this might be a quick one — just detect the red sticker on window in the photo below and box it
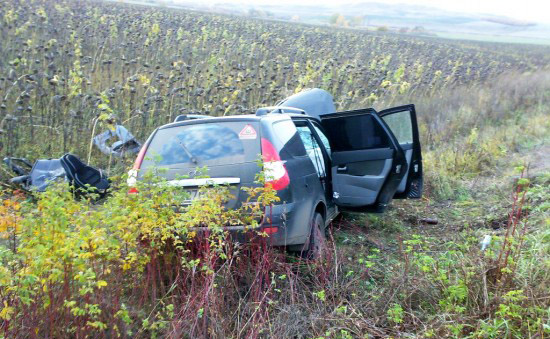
[239,124,257,139]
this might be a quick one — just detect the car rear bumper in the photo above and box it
[189,202,301,247]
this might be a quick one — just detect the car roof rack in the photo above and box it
[255,106,306,116]
[173,114,213,122]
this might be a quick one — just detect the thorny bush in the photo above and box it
[0,168,286,338]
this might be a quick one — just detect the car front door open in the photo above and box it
[378,105,423,199]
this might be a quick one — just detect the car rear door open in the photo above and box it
[320,109,407,212]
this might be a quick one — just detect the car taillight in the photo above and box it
[132,144,148,171]
[261,138,290,191]
[263,227,278,234]
[127,144,148,194]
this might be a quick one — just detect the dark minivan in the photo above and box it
[128,89,423,255]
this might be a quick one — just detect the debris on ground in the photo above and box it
[4,154,109,194]
[93,124,141,157]
[419,217,439,225]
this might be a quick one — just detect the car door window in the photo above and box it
[381,110,413,145]
[322,113,391,151]
[296,126,327,178]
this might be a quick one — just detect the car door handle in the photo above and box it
[337,165,347,172]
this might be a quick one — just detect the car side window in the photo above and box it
[296,126,327,178]
[273,119,307,157]
[312,124,331,157]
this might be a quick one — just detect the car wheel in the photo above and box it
[305,212,326,260]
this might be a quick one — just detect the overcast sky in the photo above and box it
[193,0,550,24]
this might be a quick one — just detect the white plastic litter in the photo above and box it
[481,235,492,251]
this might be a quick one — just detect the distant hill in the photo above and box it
[128,0,550,45]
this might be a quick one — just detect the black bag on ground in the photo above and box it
[60,154,110,193]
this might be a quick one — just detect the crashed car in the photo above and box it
[128,89,423,255]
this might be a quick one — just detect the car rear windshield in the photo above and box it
[141,121,261,168]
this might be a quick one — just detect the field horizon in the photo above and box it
[113,0,550,46]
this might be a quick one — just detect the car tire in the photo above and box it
[305,212,326,260]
